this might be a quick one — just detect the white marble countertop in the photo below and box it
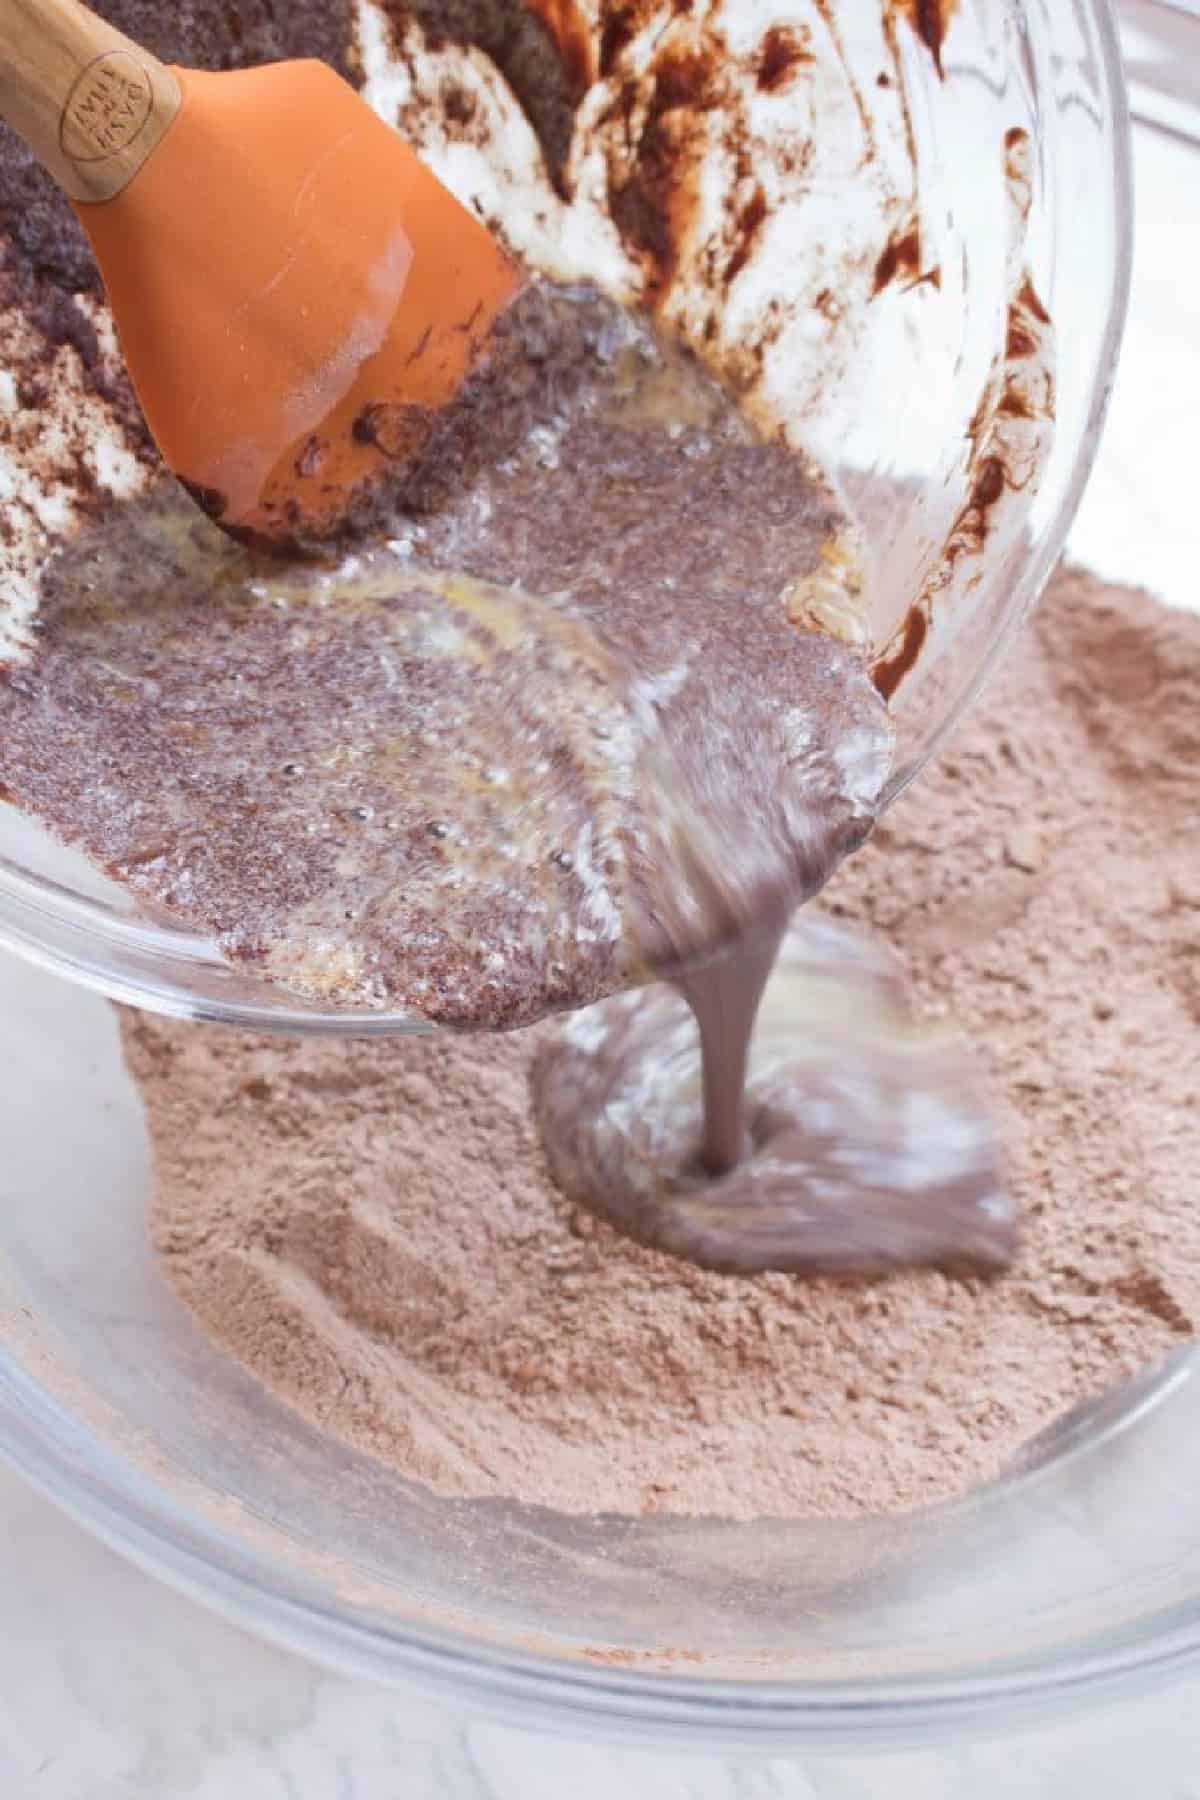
[1,114,1198,1800]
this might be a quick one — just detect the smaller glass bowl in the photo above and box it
[0,0,1130,1034]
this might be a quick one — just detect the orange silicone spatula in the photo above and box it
[0,0,521,550]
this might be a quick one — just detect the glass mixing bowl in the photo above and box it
[0,0,1151,1752]
[0,0,1127,1029]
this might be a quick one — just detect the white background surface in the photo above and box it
[0,121,1198,1798]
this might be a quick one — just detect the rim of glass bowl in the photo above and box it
[2,1344,1198,1748]
[0,0,1151,1746]
[0,845,431,1032]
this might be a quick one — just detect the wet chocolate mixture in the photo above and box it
[9,283,891,1019]
[0,0,1012,1274]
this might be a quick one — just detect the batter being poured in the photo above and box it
[0,281,1012,1274]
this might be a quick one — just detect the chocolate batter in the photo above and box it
[0,282,891,1031]
[535,914,1013,1274]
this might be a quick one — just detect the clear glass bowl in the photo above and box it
[0,0,1153,1752]
[0,0,1129,1030]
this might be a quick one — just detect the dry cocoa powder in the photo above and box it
[127,565,1200,1519]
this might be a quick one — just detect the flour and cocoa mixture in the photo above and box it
[128,566,1200,1520]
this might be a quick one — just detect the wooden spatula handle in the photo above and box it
[0,0,180,202]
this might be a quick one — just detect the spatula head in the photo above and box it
[75,60,520,552]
